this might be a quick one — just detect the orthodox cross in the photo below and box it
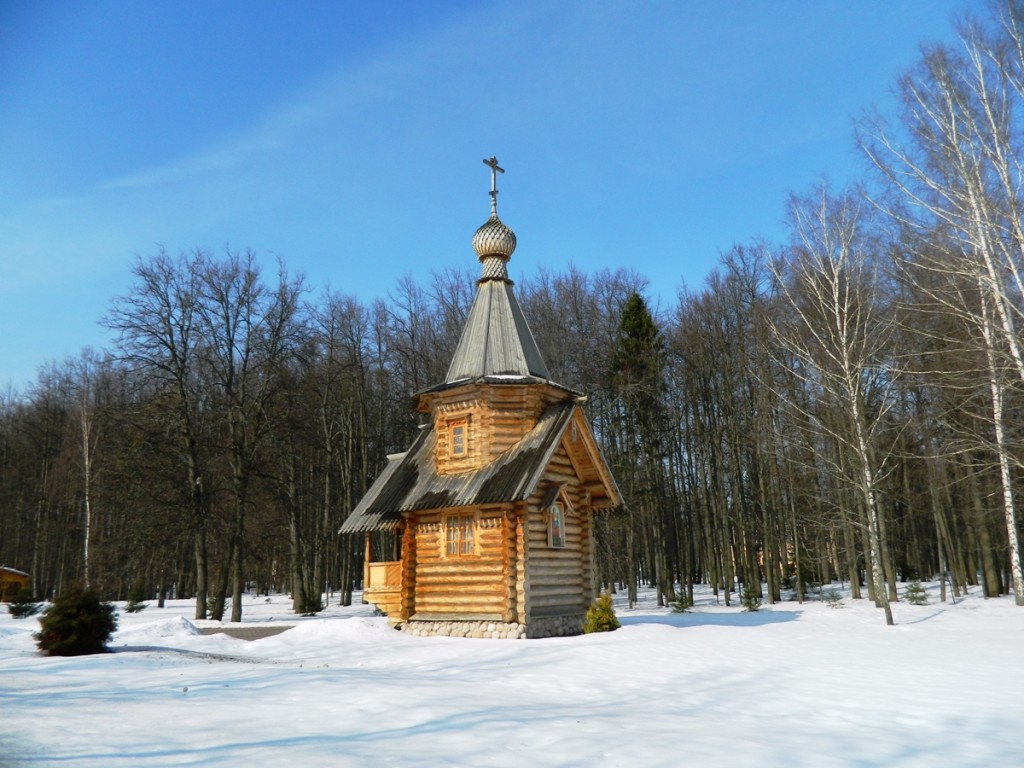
[483,156,504,215]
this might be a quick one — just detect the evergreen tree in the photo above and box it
[35,583,118,656]
[904,581,928,606]
[741,584,762,612]
[610,292,674,608]
[124,583,149,613]
[583,592,620,633]
[8,589,41,619]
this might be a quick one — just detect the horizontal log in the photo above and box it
[416,558,503,572]
[527,581,583,596]
[527,564,583,579]
[415,593,506,605]
[415,571,506,584]
[527,596,587,612]
[531,605,586,619]
[415,599,505,613]
[415,577,505,591]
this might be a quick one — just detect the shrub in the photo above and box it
[670,593,693,613]
[741,584,762,612]
[8,589,41,619]
[822,589,844,609]
[904,580,929,606]
[206,594,231,619]
[124,583,149,614]
[583,592,620,633]
[35,583,118,656]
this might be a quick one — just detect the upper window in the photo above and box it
[449,419,467,457]
[445,513,475,557]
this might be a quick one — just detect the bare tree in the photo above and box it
[771,185,898,624]
[860,11,1024,604]
[195,251,305,622]
[104,249,212,619]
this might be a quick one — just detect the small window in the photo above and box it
[449,419,467,457]
[549,502,565,548]
[446,514,475,557]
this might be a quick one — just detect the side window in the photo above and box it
[549,502,565,548]
[449,419,467,457]
[445,513,475,557]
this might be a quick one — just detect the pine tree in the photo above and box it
[124,583,149,613]
[8,589,41,619]
[904,581,928,606]
[35,583,118,656]
[610,292,672,608]
[741,584,762,612]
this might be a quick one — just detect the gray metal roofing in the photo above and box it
[444,278,550,383]
[338,401,576,534]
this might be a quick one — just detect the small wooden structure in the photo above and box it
[340,159,621,638]
[0,566,30,602]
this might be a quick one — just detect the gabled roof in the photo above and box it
[339,401,577,534]
[442,278,550,384]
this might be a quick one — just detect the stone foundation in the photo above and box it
[524,614,585,639]
[399,613,585,639]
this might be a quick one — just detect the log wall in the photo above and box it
[520,443,594,622]
[422,383,567,476]
[408,505,510,619]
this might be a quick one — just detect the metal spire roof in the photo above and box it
[442,158,550,384]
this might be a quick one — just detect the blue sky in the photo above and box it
[1,1,971,393]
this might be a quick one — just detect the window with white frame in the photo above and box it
[449,418,467,457]
[445,513,475,557]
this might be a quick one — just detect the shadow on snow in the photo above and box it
[619,610,799,629]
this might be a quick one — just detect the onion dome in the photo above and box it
[472,214,517,259]
[473,156,516,281]
[472,214,516,280]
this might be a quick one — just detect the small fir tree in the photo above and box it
[35,583,118,656]
[904,581,929,606]
[822,589,845,609]
[8,589,41,619]
[741,584,762,612]
[583,592,620,633]
[124,583,149,613]
[670,593,693,613]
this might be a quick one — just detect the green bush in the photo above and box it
[822,589,844,609]
[35,583,118,656]
[741,584,762,612]
[904,580,929,606]
[583,592,620,633]
[8,589,41,619]
[206,594,231,619]
[124,583,149,614]
[670,593,693,613]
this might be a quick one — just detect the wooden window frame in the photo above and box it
[448,418,468,458]
[445,512,476,557]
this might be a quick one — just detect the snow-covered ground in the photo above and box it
[2,584,1021,767]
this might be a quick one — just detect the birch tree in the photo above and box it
[860,7,1024,604]
[771,185,897,625]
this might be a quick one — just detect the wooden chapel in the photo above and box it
[339,158,621,639]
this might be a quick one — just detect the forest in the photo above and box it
[3,3,1024,624]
